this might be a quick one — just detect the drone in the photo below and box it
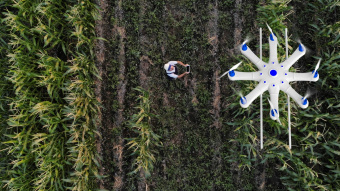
[220,25,320,149]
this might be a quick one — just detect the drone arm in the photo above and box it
[281,84,308,108]
[282,44,306,69]
[268,84,280,120]
[269,34,279,63]
[287,72,319,82]
[269,94,280,120]
[240,45,266,69]
[240,82,268,108]
[228,72,261,81]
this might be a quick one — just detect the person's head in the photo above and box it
[164,63,175,72]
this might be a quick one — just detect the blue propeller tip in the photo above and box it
[302,98,308,105]
[271,109,278,117]
[229,70,235,77]
[242,44,248,51]
[299,44,304,52]
[270,33,274,41]
[240,97,247,105]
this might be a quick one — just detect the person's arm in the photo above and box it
[177,72,189,79]
[177,61,188,67]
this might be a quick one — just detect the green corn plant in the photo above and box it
[2,0,100,190]
[62,1,101,190]
[257,0,293,32]
[0,0,14,187]
[127,87,162,178]
[274,1,340,190]
[264,1,339,190]
[4,1,47,190]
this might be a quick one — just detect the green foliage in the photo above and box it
[127,87,162,178]
[0,0,100,190]
[274,1,340,190]
[257,0,293,32]
[0,1,14,188]
[62,2,101,190]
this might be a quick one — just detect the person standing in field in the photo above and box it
[164,61,189,80]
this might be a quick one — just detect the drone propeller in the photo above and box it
[242,39,249,45]
[303,88,317,100]
[219,62,242,79]
[266,23,274,35]
[303,91,311,100]
[303,93,310,100]
[267,98,282,125]
[312,59,321,78]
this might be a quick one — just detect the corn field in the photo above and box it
[0,0,339,190]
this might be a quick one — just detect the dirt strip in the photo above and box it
[112,0,127,190]
[95,0,126,190]
[94,0,115,189]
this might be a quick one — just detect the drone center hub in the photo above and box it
[269,69,278,77]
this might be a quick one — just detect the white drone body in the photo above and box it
[226,28,320,122]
